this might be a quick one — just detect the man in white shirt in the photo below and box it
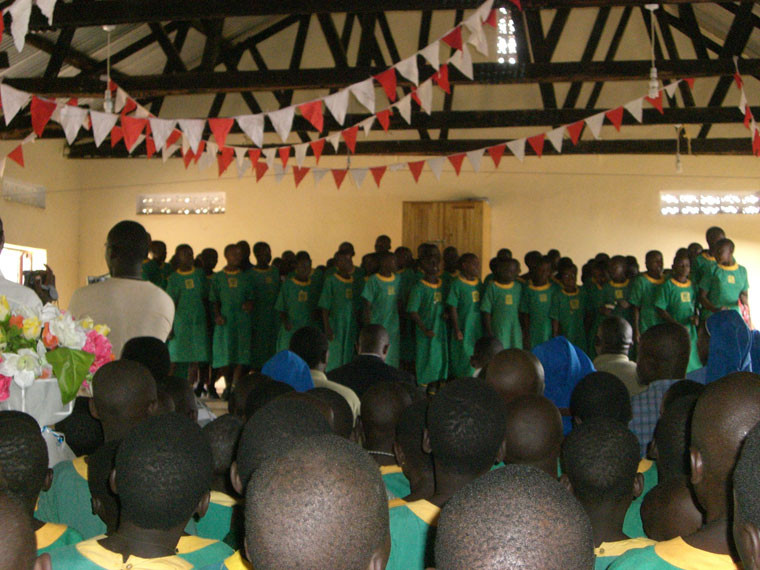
[68,220,174,357]
[0,217,42,309]
[593,316,644,397]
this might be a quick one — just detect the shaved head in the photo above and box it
[360,382,412,451]
[503,395,563,476]
[485,349,545,404]
[0,493,37,570]
[91,360,157,440]
[637,323,690,385]
[358,325,390,356]
[597,316,633,355]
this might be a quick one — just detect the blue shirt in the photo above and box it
[629,379,679,457]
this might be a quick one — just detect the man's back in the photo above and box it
[593,353,643,396]
[327,354,414,397]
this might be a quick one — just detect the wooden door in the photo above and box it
[442,201,487,259]
[402,202,445,255]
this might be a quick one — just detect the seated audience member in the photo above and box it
[641,394,703,542]
[361,382,413,469]
[50,414,231,569]
[0,412,83,554]
[120,336,171,382]
[502,394,563,476]
[327,325,415,396]
[593,317,643,396]
[660,380,704,413]
[0,491,48,570]
[227,372,273,419]
[156,375,198,423]
[243,379,294,420]
[260,350,314,392]
[612,372,760,569]
[68,221,174,356]
[485,348,545,404]
[561,418,655,569]
[244,435,390,570]
[702,310,753,384]
[54,397,104,458]
[570,372,632,426]
[86,441,120,535]
[469,335,504,378]
[435,464,594,570]
[386,400,433,502]
[387,378,507,570]
[532,336,595,434]
[733,421,760,570]
[630,323,690,457]
[289,326,361,421]
[309,387,355,439]
[36,360,158,539]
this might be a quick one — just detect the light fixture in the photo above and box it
[103,25,116,113]
[645,4,660,99]
[136,192,226,216]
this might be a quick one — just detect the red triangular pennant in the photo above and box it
[684,77,694,90]
[217,147,235,176]
[30,96,58,136]
[605,107,624,132]
[255,161,269,181]
[448,153,465,175]
[0,15,5,47]
[193,141,206,164]
[144,121,151,136]
[527,134,545,158]
[376,109,392,132]
[166,129,181,148]
[121,98,137,116]
[508,0,522,10]
[409,160,425,182]
[332,169,348,189]
[488,144,506,167]
[734,72,743,89]
[182,148,194,169]
[342,125,359,154]
[310,139,325,164]
[484,9,498,27]
[248,148,261,164]
[433,65,451,94]
[754,130,760,157]
[67,98,78,107]
[278,146,290,167]
[442,27,463,51]
[111,126,123,148]
[567,121,584,145]
[745,106,753,130]
[645,92,664,114]
[370,166,387,187]
[374,68,398,102]
[7,145,23,167]
[208,118,234,149]
[410,88,421,107]
[145,137,156,159]
[121,116,147,151]
[298,101,324,133]
[293,166,310,187]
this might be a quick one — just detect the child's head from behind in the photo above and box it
[394,246,413,270]
[375,234,391,253]
[470,336,504,372]
[224,243,242,268]
[294,251,312,281]
[733,421,760,570]
[443,246,459,271]
[202,415,244,484]
[174,244,194,270]
[0,412,49,514]
[149,240,167,263]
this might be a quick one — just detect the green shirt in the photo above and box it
[407,279,448,384]
[629,274,665,334]
[602,280,633,324]
[595,537,657,570]
[210,270,255,368]
[166,268,209,363]
[480,280,523,349]
[275,277,318,352]
[196,492,239,544]
[623,459,658,539]
[446,276,483,378]
[519,282,556,349]
[691,252,717,290]
[361,274,401,366]
[318,274,358,371]
[582,279,607,358]
[608,536,737,569]
[141,259,167,289]
[36,522,83,555]
[381,465,411,500]
[549,288,587,352]
[397,268,419,363]
[387,499,440,570]
[654,279,701,372]
[699,263,749,316]
[250,267,280,368]
[177,535,235,567]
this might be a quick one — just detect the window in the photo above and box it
[0,244,47,284]
[496,7,518,65]
[137,192,226,215]
[660,192,760,215]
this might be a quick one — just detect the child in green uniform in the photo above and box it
[361,251,401,367]
[250,242,280,369]
[275,251,318,352]
[550,263,587,352]
[440,246,460,300]
[407,253,448,384]
[481,258,523,350]
[396,246,417,370]
[211,244,256,390]
[601,256,633,325]
[629,250,665,346]
[446,253,483,378]
[691,226,724,287]
[142,240,169,289]
[582,259,609,358]
[167,244,210,387]
[655,251,701,372]
[319,251,359,371]
[519,256,556,350]
[699,238,749,318]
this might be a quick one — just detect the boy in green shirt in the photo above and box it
[583,259,609,358]
[630,250,665,345]
[318,251,358,371]
[407,253,448,384]
[482,258,523,350]
[550,263,587,352]
[601,256,633,325]
[396,246,418,370]
[250,242,280,369]
[361,251,401,367]
[519,256,556,349]
[699,238,749,318]
[274,251,318,353]
[446,253,483,378]
[142,240,169,289]
[691,226,724,287]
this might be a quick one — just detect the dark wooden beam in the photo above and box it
[148,22,187,72]
[563,7,610,108]
[525,9,558,109]
[199,20,225,72]
[150,22,191,115]
[545,7,571,60]
[654,6,695,107]
[583,6,631,110]
[318,13,349,68]
[85,21,183,75]
[43,27,76,78]
[25,33,103,75]
[440,9,464,140]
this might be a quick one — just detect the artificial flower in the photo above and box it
[9,315,23,329]
[94,324,110,337]
[0,346,44,388]
[80,317,94,330]
[48,313,86,350]
[42,323,59,350]
[0,296,9,321]
[83,329,114,374]
[0,374,10,401]
[22,316,42,340]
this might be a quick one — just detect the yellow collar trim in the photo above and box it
[405,499,441,526]
[223,551,253,570]
[334,274,353,284]
[595,538,657,558]
[380,464,403,475]
[670,278,692,288]
[655,537,735,569]
[493,281,515,290]
[176,268,195,275]
[223,269,241,275]
[421,279,441,289]
[209,491,240,508]
[719,263,739,271]
[176,535,219,554]
[637,458,654,473]
[253,267,272,272]
[610,279,630,288]
[388,498,406,509]
[76,539,193,569]
[643,274,665,285]
[562,289,580,296]
[701,253,716,261]
[376,273,396,283]
[459,276,479,286]
[529,282,552,291]
[292,278,311,286]
[73,456,88,480]
[35,522,68,549]
[446,270,460,278]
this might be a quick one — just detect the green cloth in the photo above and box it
[654,279,701,372]
[440,271,459,302]
[36,523,83,555]
[387,500,439,570]
[195,493,238,543]
[406,280,448,384]
[382,468,412,499]
[446,276,483,378]
[595,538,658,570]
[318,274,358,371]
[250,267,280,369]
[629,274,665,335]
[699,263,749,316]
[177,536,235,567]
[519,282,556,349]
[602,280,633,324]
[210,270,255,368]
[691,252,717,291]
[397,269,418,363]
[623,460,658,538]
[608,537,737,569]
[274,277,318,352]
[361,274,401,367]
[549,288,587,353]
[582,280,606,358]
[166,268,209,363]
[480,280,523,349]
[141,259,166,289]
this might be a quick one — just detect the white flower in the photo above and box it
[40,303,61,323]
[48,312,86,350]
[17,304,41,321]
[0,347,44,389]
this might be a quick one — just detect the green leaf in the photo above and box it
[45,348,95,405]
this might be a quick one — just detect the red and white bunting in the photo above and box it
[396,56,420,86]
[208,117,235,149]
[449,45,474,80]
[332,169,348,189]
[236,114,264,148]
[428,156,446,180]
[370,166,387,187]
[416,80,433,115]
[30,96,57,136]
[351,78,376,114]
[419,42,440,70]
[298,101,324,133]
[507,138,526,162]
[527,133,545,158]
[624,98,644,123]
[1,83,30,125]
[409,160,425,182]
[448,153,466,175]
[149,118,176,151]
[395,95,413,124]
[324,90,350,126]
[293,165,310,187]
[91,111,119,148]
[585,112,605,140]
[8,0,32,53]
[59,105,88,144]
[375,68,398,102]
[312,168,328,186]
[36,0,56,24]
[350,168,368,188]
[466,148,484,172]
[488,144,506,168]
[178,119,205,153]
[268,106,295,143]
[546,127,564,154]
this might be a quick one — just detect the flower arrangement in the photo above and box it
[0,296,114,405]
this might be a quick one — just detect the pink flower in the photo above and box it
[83,330,115,374]
[0,374,11,402]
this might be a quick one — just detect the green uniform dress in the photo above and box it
[629,274,665,335]
[406,279,448,384]
[699,262,749,317]
[49,537,200,569]
[381,465,411,500]
[36,522,83,555]
[446,276,483,378]
[274,277,318,352]
[602,280,633,325]
[654,279,701,372]
[196,492,240,544]
[623,459,658,538]
[387,499,440,570]
[594,537,657,570]
[318,273,358,371]
[582,279,606,358]
[691,252,717,291]
[250,267,280,369]
[210,269,255,368]
[550,288,587,352]
[141,259,166,289]
[361,274,401,367]
[480,280,523,349]
[519,282,555,349]
[397,268,418,364]
[608,536,736,569]
[309,268,326,321]
[440,270,459,303]
[167,268,210,364]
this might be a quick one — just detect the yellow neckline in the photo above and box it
[209,490,240,508]
[388,498,406,509]
[670,278,692,288]
[529,282,552,291]
[493,281,515,290]
[459,276,479,286]
[610,279,630,288]
[562,289,580,296]
[223,269,240,275]
[253,267,273,272]
[176,535,220,554]
[637,458,654,473]
[422,279,442,289]
[643,274,665,285]
[701,252,716,262]
[405,499,441,526]
[719,263,739,271]
[380,464,403,475]
[655,537,735,569]
[595,538,657,558]
[35,522,68,549]
[376,273,396,283]
[293,277,311,286]
[176,268,195,275]
[334,274,353,284]
[446,270,460,278]
[73,456,88,480]
[222,551,252,570]
[76,539,193,569]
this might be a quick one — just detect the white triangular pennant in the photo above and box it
[294,142,308,167]
[359,116,375,137]
[236,158,250,179]
[327,132,341,152]
[585,112,604,140]
[449,44,474,80]
[664,82,678,99]
[196,146,215,172]
[181,133,189,155]
[274,163,287,184]
[395,56,419,86]
[1,84,30,125]
[59,105,88,145]
[21,132,36,145]
[148,118,176,150]
[234,146,247,168]
[236,114,264,148]
[476,0,495,22]
[546,127,565,153]
[417,80,433,115]
[507,138,526,162]
[420,41,440,70]
[263,147,277,169]
[268,106,295,143]
[464,13,489,56]
[162,143,179,163]
[0,157,7,178]
[35,0,57,25]
[90,110,119,148]
[395,94,412,124]
[624,98,643,123]
[312,168,327,186]
[351,78,376,114]
[114,88,127,113]
[9,0,32,53]
[428,157,445,180]
[739,90,748,113]
[324,89,350,126]
[178,119,206,153]
[351,168,368,188]
[466,148,484,172]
